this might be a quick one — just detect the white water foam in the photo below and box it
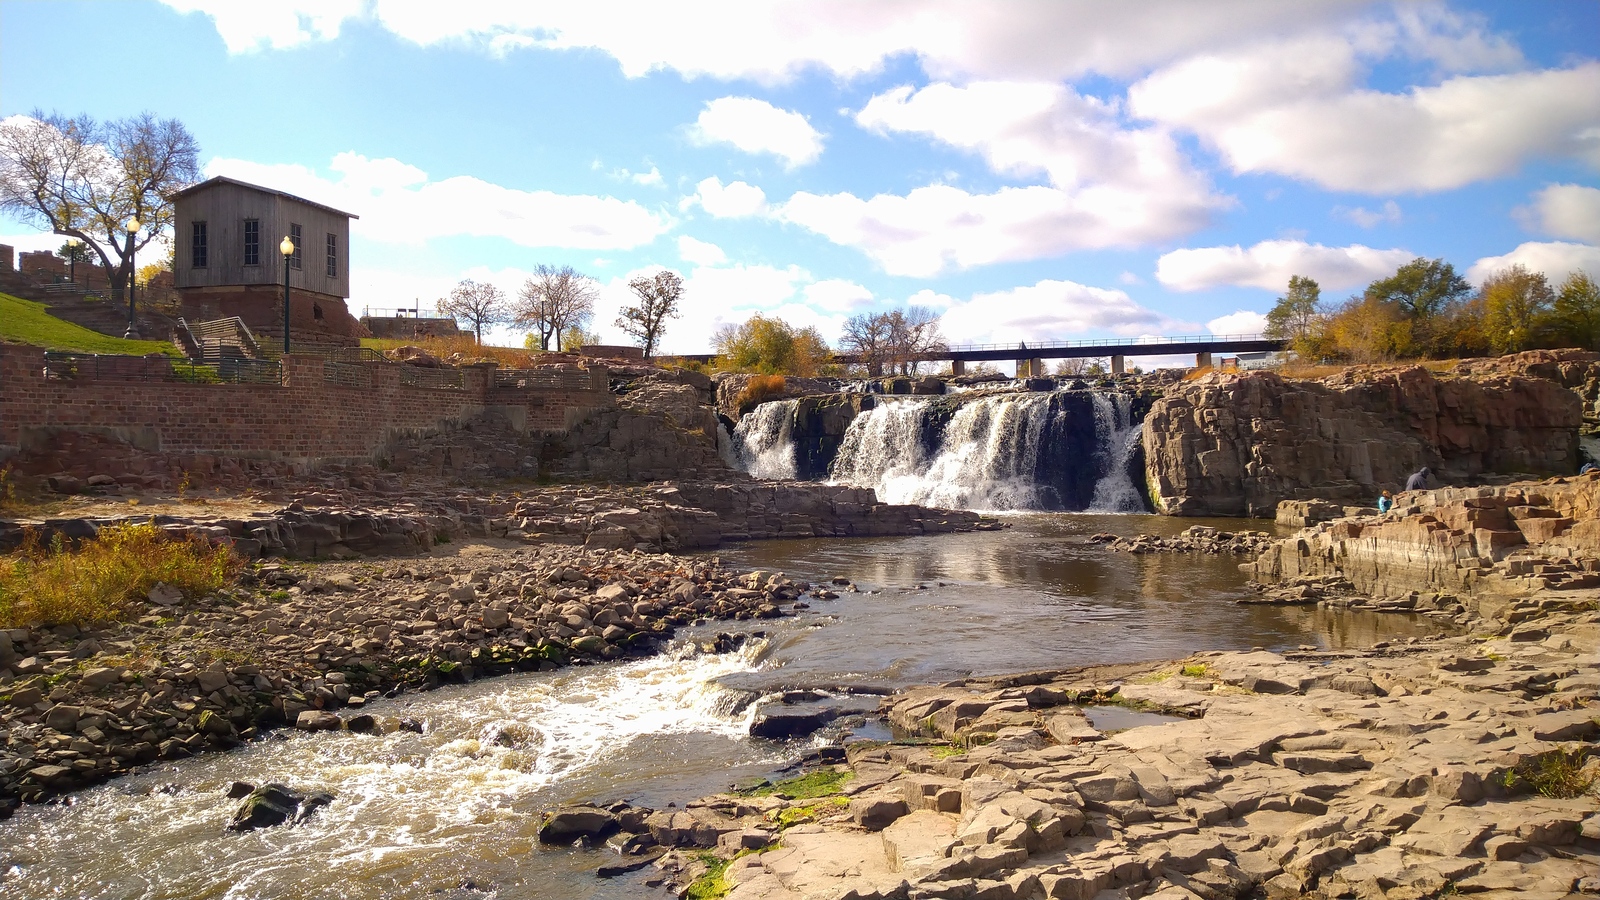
[731,399,799,480]
[1087,393,1146,514]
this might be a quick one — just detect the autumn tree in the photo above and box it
[714,314,833,375]
[436,279,507,344]
[616,269,683,357]
[1264,275,1323,349]
[1479,264,1555,353]
[1550,270,1600,350]
[514,264,597,351]
[560,328,603,352]
[1361,257,1472,356]
[0,111,199,309]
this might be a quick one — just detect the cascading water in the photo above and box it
[1087,393,1146,513]
[830,390,1150,513]
[731,399,799,479]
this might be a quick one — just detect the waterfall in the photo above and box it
[829,390,1149,513]
[731,399,800,480]
[1087,393,1146,513]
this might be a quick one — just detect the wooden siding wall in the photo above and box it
[175,183,351,298]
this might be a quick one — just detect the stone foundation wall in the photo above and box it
[0,344,616,470]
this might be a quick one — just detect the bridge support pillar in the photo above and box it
[1196,351,1213,369]
[951,359,966,376]
[1014,358,1044,378]
[1111,355,1125,376]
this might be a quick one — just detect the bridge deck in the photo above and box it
[661,334,1284,366]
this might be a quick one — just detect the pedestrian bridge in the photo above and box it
[666,333,1284,375]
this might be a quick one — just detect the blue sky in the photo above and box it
[3,0,1599,356]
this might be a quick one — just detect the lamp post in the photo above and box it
[66,237,80,285]
[123,216,141,339]
[280,235,295,354]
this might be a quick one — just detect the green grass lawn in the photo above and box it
[0,292,179,356]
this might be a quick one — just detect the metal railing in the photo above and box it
[932,333,1272,354]
[42,351,282,385]
[398,365,465,390]
[492,368,596,391]
[322,359,373,389]
[259,344,389,364]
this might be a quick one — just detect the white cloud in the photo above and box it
[207,152,671,250]
[1157,239,1413,292]
[802,279,874,313]
[1206,310,1269,335]
[1467,241,1600,286]
[160,0,362,52]
[178,1,1363,83]
[838,81,1227,273]
[1130,37,1600,193]
[609,165,664,187]
[1517,184,1600,245]
[676,235,726,266]
[1118,271,1143,285]
[1333,199,1402,228]
[938,278,1193,347]
[689,97,824,168]
[780,180,1219,279]
[682,176,768,218]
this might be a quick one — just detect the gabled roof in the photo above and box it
[169,176,359,220]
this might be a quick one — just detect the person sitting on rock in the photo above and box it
[1404,466,1431,492]
[1582,461,1598,475]
[1377,490,1393,513]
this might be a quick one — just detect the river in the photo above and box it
[0,514,1446,900]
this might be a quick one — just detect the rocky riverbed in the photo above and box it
[0,541,838,815]
[582,474,1600,900]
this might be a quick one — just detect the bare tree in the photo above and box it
[436,279,507,344]
[885,306,946,375]
[514,264,598,351]
[0,111,199,308]
[616,269,683,357]
[840,311,894,376]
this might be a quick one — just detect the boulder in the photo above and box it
[227,784,335,832]
[538,806,619,844]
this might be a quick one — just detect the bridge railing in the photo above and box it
[935,333,1270,353]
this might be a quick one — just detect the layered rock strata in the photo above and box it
[646,618,1598,900]
[0,480,988,558]
[1248,473,1600,622]
[1144,366,1582,517]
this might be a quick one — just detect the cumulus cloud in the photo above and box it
[676,235,726,266]
[208,153,672,250]
[1206,310,1269,335]
[1130,36,1600,193]
[1467,241,1600,286]
[689,97,824,168]
[938,278,1193,347]
[1156,240,1414,292]
[780,180,1219,279]
[160,0,362,52]
[771,80,1230,276]
[802,279,875,313]
[169,1,1362,82]
[1517,184,1600,245]
[682,176,769,218]
[1333,200,1402,228]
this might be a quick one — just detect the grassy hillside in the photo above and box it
[0,292,179,356]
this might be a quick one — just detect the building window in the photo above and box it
[243,219,259,266]
[290,223,302,270]
[191,221,208,268]
[325,232,337,278]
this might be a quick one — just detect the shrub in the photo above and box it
[734,374,787,411]
[1499,748,1596,799]
[0,522,240,628]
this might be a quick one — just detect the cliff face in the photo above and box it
[1248,473,1600,621]
[1143,365,1582,517]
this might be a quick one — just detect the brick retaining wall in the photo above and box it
[0,344,615,465]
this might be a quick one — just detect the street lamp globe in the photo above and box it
[126,216,141,234]
[280,236,295,257]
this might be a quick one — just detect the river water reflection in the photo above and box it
[0,513,1447,900]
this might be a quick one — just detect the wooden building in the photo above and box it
[171,176,365,346]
